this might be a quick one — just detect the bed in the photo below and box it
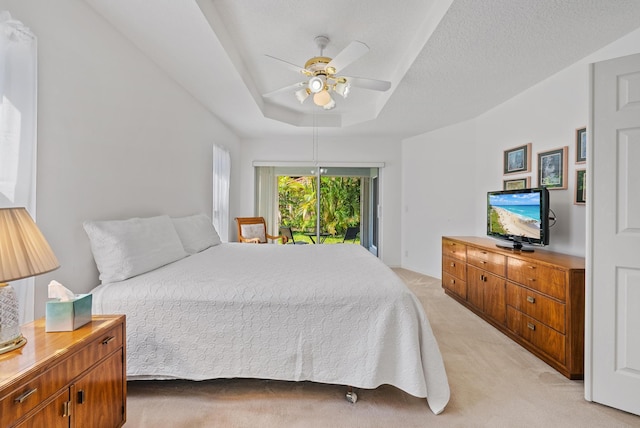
[85,214,450,415]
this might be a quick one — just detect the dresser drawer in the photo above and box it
[507,282,565,333]
[442,239,466,262]
[507,258,566,300]
[507,307,565,364]
[442,272,467,300]
[0,357,73,426]
[443,256,466,280]
[467,247,506,276]
[67,324,124,380]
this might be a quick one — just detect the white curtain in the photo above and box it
[0,11,38,323]
[255,167,279,236]
[212,144,230,242]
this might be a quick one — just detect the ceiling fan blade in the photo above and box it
[326,41,369,74]
[262,81,307,98]
[343,76,391,92]
[265,54,310,75]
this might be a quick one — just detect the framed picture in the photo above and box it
[575,169,586,205]
[503,142,532,175]
[537,146,568,190]
[576,127,586,163]
[503,176,531,190]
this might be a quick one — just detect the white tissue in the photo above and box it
[48,280,76,302]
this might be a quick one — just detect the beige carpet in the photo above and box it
[126,268,640,427]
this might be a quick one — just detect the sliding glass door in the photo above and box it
[256,165,379,253]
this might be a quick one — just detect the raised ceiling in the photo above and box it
[83,0,640,138]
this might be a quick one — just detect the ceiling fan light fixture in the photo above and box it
[335,81,351,98]
[322,97,336,110]
[295,88,310,103]
[308,76,324,93]
[313,89,332,107]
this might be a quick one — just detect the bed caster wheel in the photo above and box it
[346,390,358,404]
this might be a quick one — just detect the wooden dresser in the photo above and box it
[0,315,126,428]
[442,236,585,379]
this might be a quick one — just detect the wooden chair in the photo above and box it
[235,217,286,244]
[343,226,360,243]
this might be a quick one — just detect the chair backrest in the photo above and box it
[236,217,268,243]
[343,226,360,243]
[280,226,294,243]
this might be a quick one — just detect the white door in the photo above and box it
[587,52,640,416]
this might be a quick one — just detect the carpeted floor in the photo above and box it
[125,268,640,427]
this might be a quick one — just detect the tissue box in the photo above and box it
[45,294,92,332]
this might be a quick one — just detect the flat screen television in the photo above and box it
[486,187,550,252]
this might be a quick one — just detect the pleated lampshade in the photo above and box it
[0,207,59,354]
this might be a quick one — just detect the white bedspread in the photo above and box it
[91,243,450,414]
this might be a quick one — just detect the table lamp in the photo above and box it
[0,207,59,355]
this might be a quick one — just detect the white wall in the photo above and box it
[239,135,403,267]
[402,119,477,276]
[402,27,640,278]
[0,0,241,316]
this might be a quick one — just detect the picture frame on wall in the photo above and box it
[537,146,568,190]
[503,176,531,190]
[503,142,532,175]
[576,127,586,163]
[575,169,586,205]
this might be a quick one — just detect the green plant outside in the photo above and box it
[279,175,361,240]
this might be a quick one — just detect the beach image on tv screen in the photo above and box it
[488,193,541,239]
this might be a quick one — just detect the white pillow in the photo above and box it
[83,215,188,283]
[171,213,222,254]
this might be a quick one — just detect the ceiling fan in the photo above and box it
[263,35,391,110]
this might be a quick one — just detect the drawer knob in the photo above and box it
[14,388,37,404]
[450,279,456,284]
[528,265,536,270]
[527,322,536,331]
[480,261,487,264]
[450,262,455,267]
[526,296,536,304]
[527,278,536,282]
[101,336,115,345]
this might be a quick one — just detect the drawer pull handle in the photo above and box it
[527,278,536,282]
[480,261,487,264]
[14,388,38,404]
[527,322,536,331]
[528,266,536,270]
[450,262,455,267]
[526,296,536,304]
[101,336,115,345]
[450,279,456,284]
[78,389,86,404]
[63,401,71,417]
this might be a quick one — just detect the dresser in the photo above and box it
[0,315,126,427]
[442,236,585,379]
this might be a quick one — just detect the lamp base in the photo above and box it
[0,334,27,355]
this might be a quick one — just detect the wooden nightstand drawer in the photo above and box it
[67,324,124,381]
[467,247,506,276]
[507,282,565,333]
[507,258,566,300]
[442,239,466,262]
[0,358,72,426]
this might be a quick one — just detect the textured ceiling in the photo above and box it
[83,0,640,139]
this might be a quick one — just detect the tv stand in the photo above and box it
[441,236,585,379]
[496,242,534,252]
